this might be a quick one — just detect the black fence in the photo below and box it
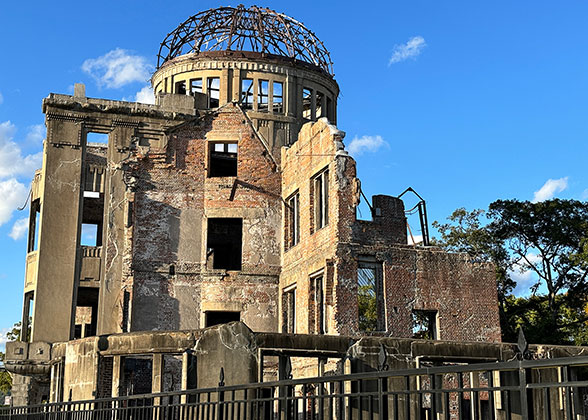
[2,355,588,419]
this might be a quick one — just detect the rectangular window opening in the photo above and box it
[205,311,240,327]
[74,287,99,339]
[258,80,269,111]
[207,218,242,270]
[302,88,312,120]
[412,309,438,340]
[81,223,101,247]
[312,169,329,231]
[209,142,238,177]
[175,80,187,95]
[207,77,220,108]
[283,286,296,333]
[357,260,384,332]
[273,81,283,114]
[86,132,108,145]
[311,274,325,334]
[240,78,254,110]
[121,356,153,396]
[316,91,325,118]
[326,96,334,122]
[28,199,41,253]
[285,192,300,249]
[190,78,203,94]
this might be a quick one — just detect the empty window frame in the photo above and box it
[84,166,103,195]
[326,96,334,122]
[240,78,254,109]
[282,285,296,333]
[205,311,240,327]
[175,80,187,95]
[86,132,108,145]
[209,142,238,177]
[190,78,203,94]
[207,77,220,108]
[412,310,438,340]
[81,223,101,247]
[207,218,242,270]
[28,199,41,253]
[302,88,313,120]
[312,169,329,231]
[357,260,384,332]
[285,192,300,249]
[273,81,284,114]
[258,80,269,111]
[311,273,326,334]
[315,91,325,118]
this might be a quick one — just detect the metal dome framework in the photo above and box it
[157,5,334,75]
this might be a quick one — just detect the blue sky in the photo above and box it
[1,0,588,350]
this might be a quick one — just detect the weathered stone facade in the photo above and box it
[6,6,502,405]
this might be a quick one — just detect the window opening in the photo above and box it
[258,80,269,111]
[311,274,325,334]
[326,96,334,122]
[86,132,108,145]
[357,260,384,332]
[175,80,187,95]
[81,223,101,247]
[28,199,41,253]
[209,142,238,177]
[74,287,98,339]
[412,310,438,340]
[122,356,153,396]
[313,169,329,231]
[240,78,254,109]
[273,81,284,114]
[316,91,325,118]
[190,78,203,94]
[285,192,300,249]
[207,218,242,270]
[84,166,103,196]
[207,77,220,108]
[21,292,33,342]
[302,88,312,120]
[205,311,240,327]
[283,286,296,333]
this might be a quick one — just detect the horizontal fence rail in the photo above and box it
[2,356,588,419]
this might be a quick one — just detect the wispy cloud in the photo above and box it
[407,234,423,245]
[532,177,568,203]
[0,121,42,179]
[509,253,542,296]
[9,218,28,240]
[389,36,426,65]
[0,92,3,105]
[347,135,388,156]
[581,189,588,201]
[134,85,155,104]
[25,124,44,144]
[82,48,153,89]
[0,179,28,227]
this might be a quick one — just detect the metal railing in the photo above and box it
[2,355,588,419]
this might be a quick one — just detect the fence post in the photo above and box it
[217,367,225,420]
[518,365,534,420]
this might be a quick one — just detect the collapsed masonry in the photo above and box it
[6,6,502,406]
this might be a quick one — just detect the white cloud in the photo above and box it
[581,189,588,200]
[0,179,28,226]
[25,124,44,144]
[135,85,155,104]
[532,177,568,203]
[510,253,543,296]
[389,36,426,65]
[82,48,153,89]
[0,92,3,105]
[0,121,43,179]
[9,218,28,240]
[347,135,388,156]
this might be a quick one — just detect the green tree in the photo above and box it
[434,199,588,344]
[488,199,588,342]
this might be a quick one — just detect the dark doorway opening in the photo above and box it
[207,218,242,270]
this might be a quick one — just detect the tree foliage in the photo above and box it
[434,199,588,345]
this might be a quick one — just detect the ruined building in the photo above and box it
[6,6,504,405]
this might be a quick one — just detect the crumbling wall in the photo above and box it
[280,118,356,334]
[129,104,281,333]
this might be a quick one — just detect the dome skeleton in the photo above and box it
[157,5,334,75]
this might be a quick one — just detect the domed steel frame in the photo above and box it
[157,5,334,75]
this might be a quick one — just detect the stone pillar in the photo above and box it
[112,356,122,397]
